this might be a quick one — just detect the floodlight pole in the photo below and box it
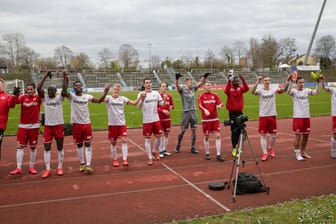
[148,43,152,73]
[304,0,327,65]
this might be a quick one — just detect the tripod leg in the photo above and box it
[227,157,236,189]
[232,132,244,202]
[245,134,270,194]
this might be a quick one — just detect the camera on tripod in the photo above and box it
[223,114,248,127]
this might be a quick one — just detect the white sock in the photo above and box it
[16,148,24,169]
[215,138,221,156]
[30,148,37,167]
[163,136,169,152]
[110,145,117,160]
[153,138,161,153]
[58,149,64,168]
[77,146,85,164]
[121,143,128,160]
[268,134,276,149]
[44,150,51,170]
[159,136,164,153]
[260,135,267,154]
[85,146,92,166]
[331,137,336,158]
[145,138,152,159]
[204,139,209,155]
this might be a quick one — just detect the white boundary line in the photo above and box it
[127,138,232,212]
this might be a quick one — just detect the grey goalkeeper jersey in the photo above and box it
[178,85,197,112]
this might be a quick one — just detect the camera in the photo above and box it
[223,114,248,127]
[235,114,248,126]
[175,73,182,80]
[203,72,210,78]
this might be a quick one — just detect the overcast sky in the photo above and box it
[0,0,335,65]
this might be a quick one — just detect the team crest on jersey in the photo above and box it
[1,96,5,100]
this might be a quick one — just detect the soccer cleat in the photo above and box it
[216,155,225,162]
[261,154,268,161]
[29,167,37,175]
[191,147,199,154]
[79,163,86,172]
[41,170,51,179]
[56,168,64,176]
[231,148,238,157]
[163,151,171,156]
[85,166,93,174]
[152,152,160,161]
[268,148,275,158]
[159,152,165,158]
[112,160,120,167]
[205,154,211,160]
[9,168,22,175]
[122,160,129,166]
[175,144,180,153]
[147,159,153,166]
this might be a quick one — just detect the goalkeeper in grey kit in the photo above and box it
[175,73,207,154]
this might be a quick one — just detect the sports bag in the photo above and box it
[234,172,267,195]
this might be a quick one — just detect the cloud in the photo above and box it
[0,0,335,63]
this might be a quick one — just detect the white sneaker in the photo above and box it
[294,150,305,161]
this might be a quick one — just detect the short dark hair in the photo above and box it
[26,83,35,88]
[143,77,151,84]
[73,80,82,86]
[296,76,304,83]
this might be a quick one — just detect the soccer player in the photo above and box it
[37,71,66,178]
[224,71,249,156]
[0,78,17,159]
[157,82,174,158]
[251,74,291,161]
[198,80,224,161]
[320,74,336,158]
[287,76,320,161]
[9,83,42,175]
[175,74,206,154]
[137,78,166,166]
[63,73,110,173]
[104,83,145,167]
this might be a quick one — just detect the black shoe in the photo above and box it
[175,145,180,153]
[191,147,199,154]
[216,155,225,162]
[205,154,211,160]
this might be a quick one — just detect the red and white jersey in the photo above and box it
[42,95,64,126]
[198,92,223,121]
[69,92,93,124]
[289,88,315,118]
[0,90,16,130]
[158,93,174,121]
[105,95,129,126]
[256,88,281,117]
[17,94,41,128]
[137,91,162,124]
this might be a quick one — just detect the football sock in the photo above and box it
[191,135,196,147]
[30,148,37,167]
[269,134,276,149]
[153,138,161,153]
[85,146,92,166]
[145,138,151,158]
[16,148,24,169]
[110,145,117,160]
[260,135,267,154]
[77,146,84,164]
[58,149,64,168]
[204,139,209,155]
[121,143,128,160]
[44,150,51,170]
[216,138,221,156]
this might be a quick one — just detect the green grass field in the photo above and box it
[5,89,331,135]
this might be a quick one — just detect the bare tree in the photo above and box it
[259,34,279,68]
[278,37,297,63]
[98,48,113,69]
[71,52,92,71]
[34,57,58,71]
[181,52,193,71]
[118,44,139,69]
[233,41,245,65]
[54,46,74,68]
[249,37,261,70]
[151,55,161,71]
[1,33,27,69]
[313,35,336,60]
[219,46,234,66]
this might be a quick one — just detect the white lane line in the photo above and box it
[127,138,232,212]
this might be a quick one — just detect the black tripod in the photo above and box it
[227,123,270,202]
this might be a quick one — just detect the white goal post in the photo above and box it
[4,79,25,94]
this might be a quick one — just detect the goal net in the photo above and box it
[4,79,25,94]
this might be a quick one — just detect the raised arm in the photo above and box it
[195,76,206,90]
[279,73,293,93]
[62,71,70,97]
[128,92,146,105]
[175,73,182,93]
[240,74,249,92]
[251,76,262,95]
[91,83,111,103]
[320,75,330,93]
[37,72,49,98]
